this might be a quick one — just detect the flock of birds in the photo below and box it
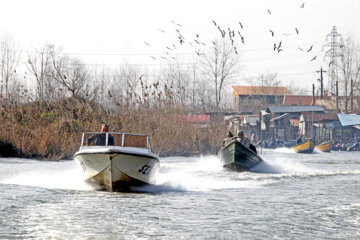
[143,2,318,63]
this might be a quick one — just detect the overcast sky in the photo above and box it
[1,0,360,93]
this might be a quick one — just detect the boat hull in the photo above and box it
[219,139,263,171]
[74,150,160,191]
[315,141,332,152]
[291,139,315,153]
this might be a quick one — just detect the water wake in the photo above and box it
[1,153,359,193]
[0,159,95,191]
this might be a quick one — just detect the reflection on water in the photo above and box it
[0,150,360,239]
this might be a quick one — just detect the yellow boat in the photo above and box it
[291,139,315,153]
[315,141,332,152]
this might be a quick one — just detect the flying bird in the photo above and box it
[277,41,282,51]
[300,3,305,8]
[150,56,156,60]
[158,29,166,33]
[171,20,182,27]
[295,28,299,34]
[240,35,245,44]
[325,48,332,54]
[273,43,277,51]
[269,30,274,37]
[329,60,334,66]
[239,21,243,29]
[213,20,217,26]
[311,56,317,61]
[144,42,150,46]
[307,45,313,52]
[267,9,272,14]
[298,47,304,51]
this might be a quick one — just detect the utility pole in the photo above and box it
[316,67,326,99]
[336,81,339,113]
[323,26,343,96]
[312,84,315,106]
[350,79,353,112]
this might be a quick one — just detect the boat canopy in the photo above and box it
[81,132,151,149]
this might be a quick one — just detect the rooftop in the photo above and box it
[266,105,325,113]
[283,95,331,106]
[337,114,360,126]
[232,86,290,96]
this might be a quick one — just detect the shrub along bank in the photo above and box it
[0,97,228,160]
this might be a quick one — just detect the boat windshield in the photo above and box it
[81,132,150,149]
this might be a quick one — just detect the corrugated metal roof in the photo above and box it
[232,86,290,96]
[337,114,360,126]
[266,105,324,113]
[300,112,338,122]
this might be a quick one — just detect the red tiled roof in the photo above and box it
[283,95,332,106]
[232,86,290,96]
[178,114,210,123]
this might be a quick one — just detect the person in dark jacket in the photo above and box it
[87,124,114,146]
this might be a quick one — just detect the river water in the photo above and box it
[0,149,359,239]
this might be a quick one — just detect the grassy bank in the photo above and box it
[0,97,228,160]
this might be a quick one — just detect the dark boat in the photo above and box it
[218,137,263,171]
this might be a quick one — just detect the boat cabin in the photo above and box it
[80,132,151,149]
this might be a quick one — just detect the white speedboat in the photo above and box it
[74,132,160,191]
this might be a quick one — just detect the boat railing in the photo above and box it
[81,132,151,149]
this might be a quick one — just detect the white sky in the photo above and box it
[1,0,360,93]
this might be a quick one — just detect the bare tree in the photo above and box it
[26,44,56,102]
[199,38,241,109]
[339,37,360,112]
[0,32,20,100]
[51,49,89,98]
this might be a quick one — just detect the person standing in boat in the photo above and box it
[237,130,250,148]
[87,124,114,146]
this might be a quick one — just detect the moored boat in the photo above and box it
[74,132,160,191]
[315,141,332,152]
[218,136,263,171]
[291,139,315,153]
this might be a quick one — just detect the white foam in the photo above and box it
[0,159,95,191]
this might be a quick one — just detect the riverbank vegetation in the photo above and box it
[0,94,227,160]
[0,36,235,159]
[1,32,360,160]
